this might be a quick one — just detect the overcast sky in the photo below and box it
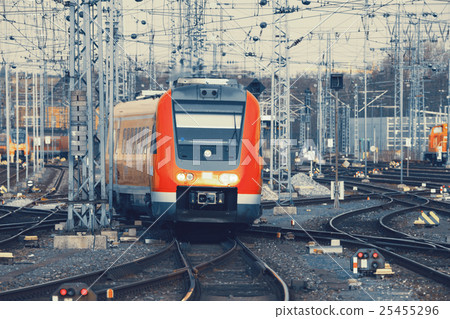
[1,1,448,78]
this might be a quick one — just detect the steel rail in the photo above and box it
[236,238,289,301]
[0,240,178,301]
[243,225,450,287]
[244,225,448,252]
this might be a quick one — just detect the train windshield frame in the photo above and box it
[10,130,26,144]
[173,102,245,168]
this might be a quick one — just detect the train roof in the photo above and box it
[114,97,160,118]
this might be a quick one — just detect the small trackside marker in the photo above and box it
[353,257,358,274]
[106,289,114,300]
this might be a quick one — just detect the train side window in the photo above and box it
[121,128,127,154]
[115,128,120,154]
[141,127,145,154]
[122,129,125,154]
[143,126,150,154]
[150,123,157,154]
[133,128,138,153]
[136,127,143,153]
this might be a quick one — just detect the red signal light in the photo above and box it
[357,252,363,258]
[59,288,67,296]
[80,288,89,296]
[372,252,379,259]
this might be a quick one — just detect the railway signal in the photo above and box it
[52,283,96,301]
[351,248,385,275]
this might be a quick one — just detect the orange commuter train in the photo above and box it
[0,130,31,161]
[424,123,448,166]
[106,97,158,215]
[0,130,69,161]
[108,78,263,225]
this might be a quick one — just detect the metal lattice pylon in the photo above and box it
[353,83,360,158]
[270,0,292,204]
[392,8,402,152]
[66,0,115,230]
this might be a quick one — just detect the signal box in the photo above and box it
[350,248,385,275]
[52,282,97,301]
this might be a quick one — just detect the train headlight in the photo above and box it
[186,173,194,181]
[176,173,186,181]
[219,173,239,185]
[204,149,212,158]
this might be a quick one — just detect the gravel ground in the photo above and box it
[389,210,450,243]
[241,235,450,301]
[1,180,448,301]
[261,198,387,231]
[2,166,65,206]
[244,197,449,301]
[0,232,163,293]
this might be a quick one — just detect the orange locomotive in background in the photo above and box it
[0,130,69,162]
[424,123,448,166]
[151,78,263,225]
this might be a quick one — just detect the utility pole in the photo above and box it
[363,0,368,178]
[5,64,11,192]
[108,0,116,215]
[270,0,292,205]
[16,71,19,189]
[331,73,343,209]
[40,67,44,170]
[317,40,323,173]
[353,83,359,160]
[32,72,36,174]
[25,72,28,180]
[399,0,404,185]
[335,90,339,209]
[447,57,450,166]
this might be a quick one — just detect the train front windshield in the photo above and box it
[11,131,26,144]
[174,104,244,162]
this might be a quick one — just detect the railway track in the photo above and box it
[0,235,288,301]
[255,176,450,290]
[0,166,26,189]
[243,224,450,288]
[0,167,66,247]
[180,238,288,301]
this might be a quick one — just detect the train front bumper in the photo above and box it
[151,187,261,224]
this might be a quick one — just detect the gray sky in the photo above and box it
[1,0,448,77]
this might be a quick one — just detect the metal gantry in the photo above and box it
[270,0,292,204]
[66,0,117,231]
